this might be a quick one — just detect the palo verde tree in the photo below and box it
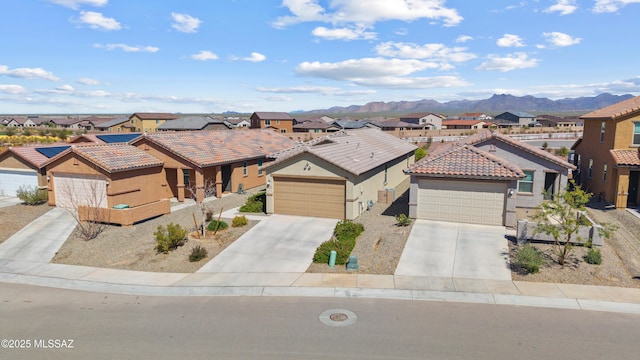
[532,181,616,266]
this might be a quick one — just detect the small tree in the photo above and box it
[186,179,217,236]
[532,181,616,266]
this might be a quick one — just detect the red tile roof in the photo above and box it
[610,149,640,166]
[2,146,50,168]
[55,144,163,173]
[442,119,485,126]
[137,129,298,167]
[581,96,640,120]
[130,113,179,120]
[406,145,524,179]
[252,112,293,120]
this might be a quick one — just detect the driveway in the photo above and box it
[197,214,338,273]
[394,220,511,281]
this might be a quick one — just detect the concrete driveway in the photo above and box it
[394,220,511,281]
[197,214,338,273]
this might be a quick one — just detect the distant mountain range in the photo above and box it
[303,93,634,115]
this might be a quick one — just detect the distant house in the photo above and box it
[459,113,492,121]
[4,117,38,127]
[93,117,130,132]
[157,116,232,131]
[369,119,429,133]
[399,113,445,129]
[442,119,489,130]
[250,112,295,134]
[49,118,84,129]
[0,144,70,196]
[127,113,179,132]
[293,118,342,133]
[536,115,582,128]
[494,111,536,127]
[78,116,119,131]
[225,118,251,128]
[333,119,375,129]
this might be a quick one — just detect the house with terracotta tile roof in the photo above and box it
[264,129,417,219]
[0,144,70,196]
[250,112,295,134]
[405,130,576,226]
[293,118,342,133]
[43,144,169,226]
[442,119,490,129]
[572,95,640,208]
[130,129,298,202]
[156,115,233,131]
[127,112,179,132]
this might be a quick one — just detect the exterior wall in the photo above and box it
[250,114,294,133]
[419,114,443,129]
[129,115,168,132]
[0,153,47,187]
[266,152,413,220]
[475,139,571,208]
[574,118,617,203]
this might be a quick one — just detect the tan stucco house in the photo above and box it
[264,129,417,219]
[127,112,179,132]
[0,144,69,196]
[250,112,295,134]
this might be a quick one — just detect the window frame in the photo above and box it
[588,159,593,179]
[264,119,271,126]
[257,159,263,176]
[518,170,535,193]
[633,122,640,146]
[600,121,606,143]
[603,163,607,182]
[243,161,248,177]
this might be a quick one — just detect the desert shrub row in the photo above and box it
[313,220,364,265]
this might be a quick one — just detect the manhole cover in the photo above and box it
[319,309,357,327]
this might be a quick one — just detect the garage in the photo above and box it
[273,176,345,219]
[417,179,507,226]
[54,173,108,210]
[0,169,39,197]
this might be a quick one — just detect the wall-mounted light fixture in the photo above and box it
[508,189,514,197]
[266,178,271,188]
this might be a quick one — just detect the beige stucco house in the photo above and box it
[264,129,417,219]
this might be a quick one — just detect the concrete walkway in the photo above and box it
[0,207,639,315]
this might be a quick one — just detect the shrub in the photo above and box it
[16,185,48,205]
[5,127,16,136]
[189,245,208,262]
[395,213,412,226]
[232,215,248,227]
[584,248,602,265]
[239,192,265,213]
[313,220,363,264]
[154,223,187,253]
[514,243,545,274]
[415,147,427,161]
[206,219,228,232]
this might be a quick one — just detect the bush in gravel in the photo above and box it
[15,185,48,205]
[239,192,265,213]
[584,247,602,265]
[232,215,248,227]
[313,220,364,264]
[206,219,228,232]
[514,243,545,274]
[189,245,208,262]
[154,223,187,253]
[395,213,412,226]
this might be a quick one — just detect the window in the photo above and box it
[276,119,280,125]
[634,122,640,146]
[280,129,286,133]
[518,170,534,193]
[156,120,160,124]
[183,169,190,186]
[264,119,271,126]
[600,121,606,143]
[243,161,247,176]
[603,163,607,182]
[588,159,593,179]
[258,159,263,176]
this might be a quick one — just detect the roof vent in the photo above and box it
[371,152,374,158]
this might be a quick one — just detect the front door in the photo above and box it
[544,172,558,200]
[222,165,232,193]
[628,171,639,206]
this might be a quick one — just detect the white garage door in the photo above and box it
[0,169,39,197]
[54,173,108,210]
[417,179,506,226]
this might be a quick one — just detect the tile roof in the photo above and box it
[2,146,56,168]
[156,116,231,130]
[136,129,298,167]
[334,119,370,129]
[130,112,179,120]
[400,112,443,119]
[268,129,417,176]
[293,119,339,130]
[48,144,163,173]
[406,145,524,179]
[610,149,640,166]
[93,117,129,128]
[442,119,485,126]
[369,119,426,129]
[581,95,640,120]
[252,112,293,120]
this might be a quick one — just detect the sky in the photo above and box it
[1,0,640,114]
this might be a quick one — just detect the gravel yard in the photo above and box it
[0,202,52,244]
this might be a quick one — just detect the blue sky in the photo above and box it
[1,0,639,114]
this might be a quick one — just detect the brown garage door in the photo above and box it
[274,177,345,219]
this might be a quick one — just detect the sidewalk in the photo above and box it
[0,206,639,315]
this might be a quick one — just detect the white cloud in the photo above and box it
[497,34,525,47]
[476,52,539,72]
[262,95,293,102]
[0,65,60,81]
[312,26,376,40]
[593,0,640,13]
[78,11,121,31]
[94,43,159,52]
[57,84,75,92]
[296,57,438,80]
[544,0,578,15]
[456,35,472,43]
[232,52,266,62]
[256,85,341,94]
[274,0,462,28]
[375,42,476,64]
[354,76,470,88]
[0,85,27,94]
[48,0,107,9]
[77,77,100,85]
[171,13,202,33]
[190,50,219,61]
[542,32,582,47]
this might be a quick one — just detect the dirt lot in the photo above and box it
[0,202,52,244]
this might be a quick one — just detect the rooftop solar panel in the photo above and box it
[96,133,142,143]
[35,146,71,158]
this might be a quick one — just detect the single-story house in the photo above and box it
[405,130,576,227]
[225,118,251,128]
[264,129,417,219]
[43,144,170,226]
[129,129,298,202]
[442,119,490,130]
[93,117,130,132]
[157,116,233,131]
[399,113,445,129]
[536,115,583,128]
[0,144,70,196]
[494,111,536,127]
[459,113,492,121]
[293,119,342,133]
